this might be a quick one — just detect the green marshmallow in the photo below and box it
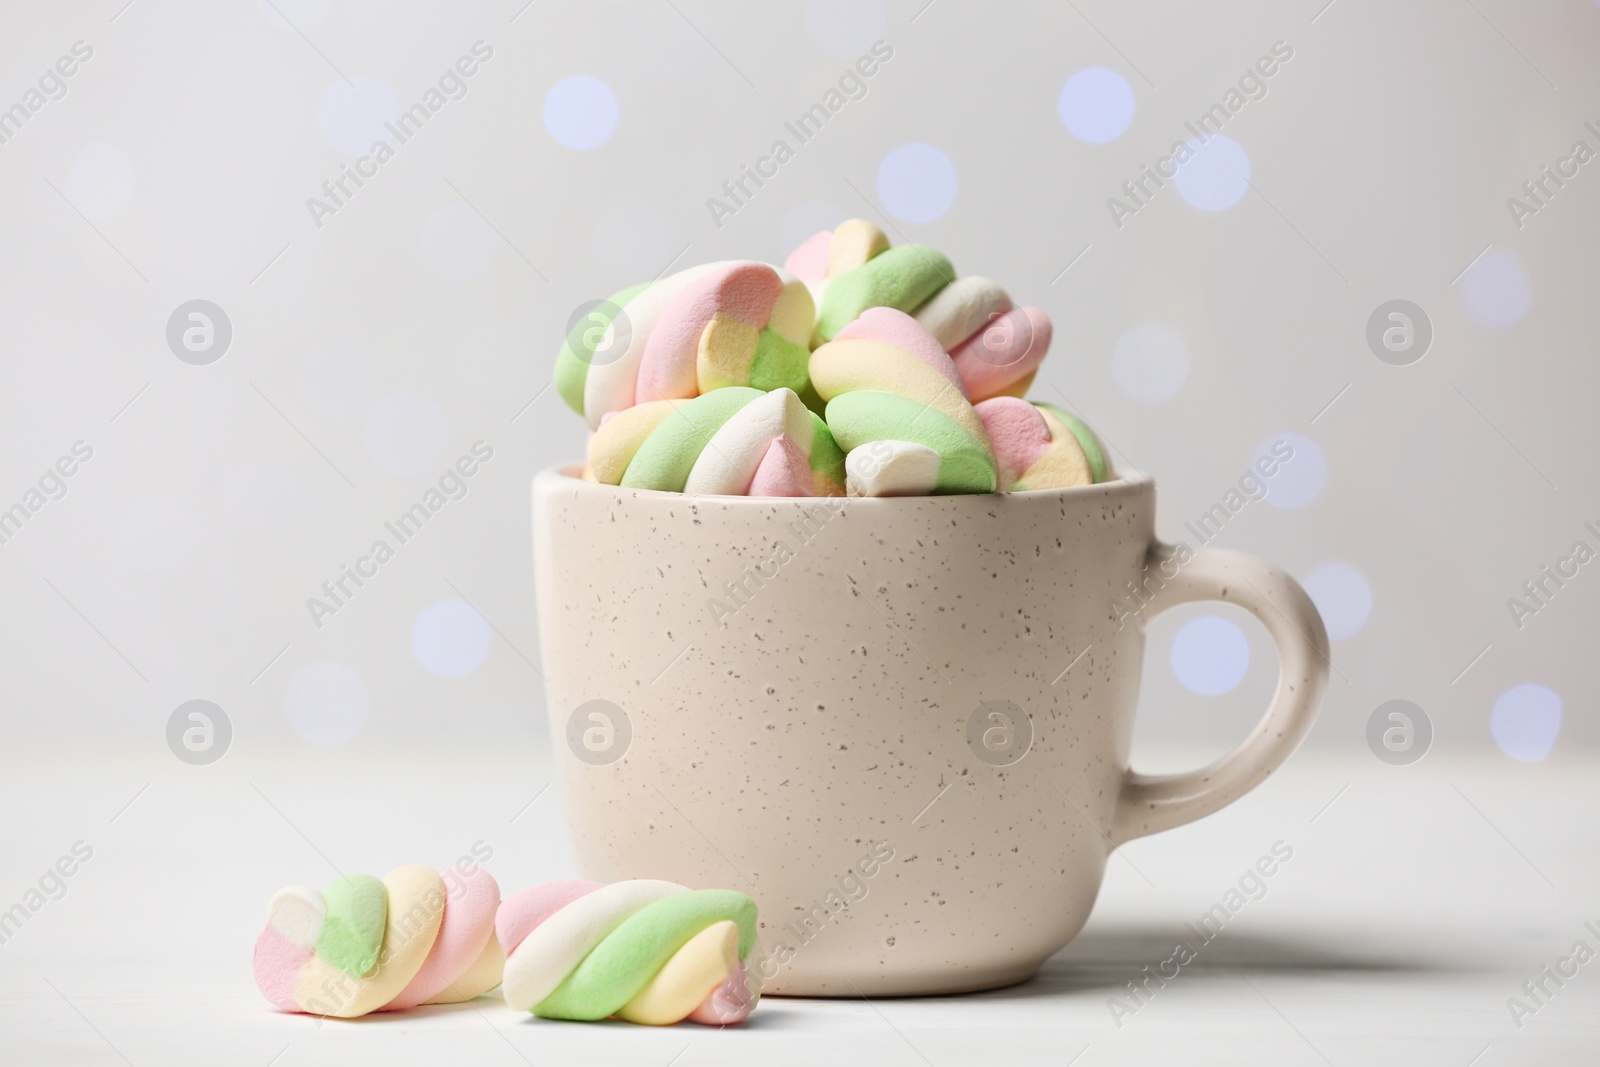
[554,282,651,416]
[620,387,764,492]
[817,245,955,341]
[826,390,997,494]
[1034,401,1109,483]
[316,874,387,978]
[747,327,811,395]
[808,411,845,485]
[533,890,758,1021]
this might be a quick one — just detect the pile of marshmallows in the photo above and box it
[556,219,1108,497]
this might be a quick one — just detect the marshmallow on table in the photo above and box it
[499,879,760,1026]
[810,308,997,495]
[253,864,503,1018]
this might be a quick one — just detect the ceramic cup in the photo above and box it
[532,467,1328,996]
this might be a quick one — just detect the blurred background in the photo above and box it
[1,0,1597,1058]
[1,0,1591,763]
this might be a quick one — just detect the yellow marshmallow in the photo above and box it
[615,920,739,1025]
[587,400,689,485]
[294,866,445,1019]
[826,219,889,278]
[809,339,992,457]
[696,314,763,393]
[768,275,816,345]
[1016,408,1093,490]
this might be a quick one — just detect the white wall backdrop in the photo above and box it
[0,0,1594,773]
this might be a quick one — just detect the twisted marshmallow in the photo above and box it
[588,386,845,496]
[498,879,760,1025]
[976,397,1109,490]
[557,261,815,430]
[787,221,1055,403]
[253,864,503,1018]
[810,308,997,495]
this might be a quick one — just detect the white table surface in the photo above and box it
[2,746,1596,1065]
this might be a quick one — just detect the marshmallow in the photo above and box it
[587,399,690,485]
[913,276,1013,351]
[697,307,811,397]
[766,269,816,348]
[617,921,742,1025]
[1003,402,1107,491]
[620,388,844,497]
[565,223,1080,498]
[636,262,786,404]
[253,864,503,1018]
[812,339,987,446]
[1033,401,1109,483]
[845,440,942,497]
[974,396,1053,490]
[683,387,813,495]
[499,879,760,1026]
[786,220,890,319]
[389,864,503,1009]
[810,309,996,494]
[784,229,831,283]
[620,387,766,492]
[556,282,651,417]
[835,306,967,395]
[805,410,847,496]
[582,261,726,430]
[826,218,889,279]
[827,391,996,494]
[816,244,955,342]
[748,435,814,497]
[949,306,1052,402]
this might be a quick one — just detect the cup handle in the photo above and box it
[1108,542,1330,847]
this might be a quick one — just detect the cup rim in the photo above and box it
[536,464,1153,504]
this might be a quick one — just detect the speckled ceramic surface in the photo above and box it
[532,467,1328,996]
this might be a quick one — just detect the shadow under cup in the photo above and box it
[532,466,1327,997]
